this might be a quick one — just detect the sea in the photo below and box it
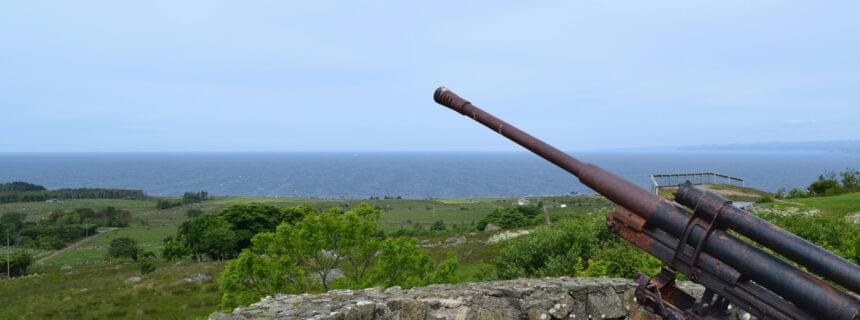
[0,152,857,198]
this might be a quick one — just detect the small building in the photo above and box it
[517,197,530,206]
[559,204,567,208]
[45,199,62,203]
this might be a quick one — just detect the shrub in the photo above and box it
[430,220,446,231]
[494,214,659,279]
[138,251,157,275]
[108,237,139,261]
[478,205,541,230]
[218,203,457,309]
[0,251,34,277]
[156,199,183,210]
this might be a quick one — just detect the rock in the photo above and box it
[321,269,345,284]
[183,273,212,283]
[215,277,675,320]
[444,236,467,246]
[125,276,142,284]
[79,288,90,293]
[483,224,501,232]
[60,265,72,271]
[586,287,626,319]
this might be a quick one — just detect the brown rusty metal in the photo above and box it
[434,87,860,320]
[609,206,647,231]
[675,181,860,294]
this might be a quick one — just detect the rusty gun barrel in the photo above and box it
[675,182,860,294]
[433,86,860,320]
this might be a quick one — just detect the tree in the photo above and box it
[161,236,190,261]
[809,178,840,195]
[108,237,140,261]
[0,251,33,277]
[218,203,455,309]
[0,212,25,232]
[841,169,860,189]
[218,203,314,250]
[177,214,236,261]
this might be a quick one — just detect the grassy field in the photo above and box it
[777,192,860,216]
[3,190,856,319]
[0,194,613,319]
[0,261,223,319]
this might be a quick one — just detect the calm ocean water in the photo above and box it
[0,152,857,198]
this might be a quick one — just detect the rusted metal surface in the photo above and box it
[675,182,860,294]
[434,87,860,320]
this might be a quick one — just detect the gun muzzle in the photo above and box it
[434,87,472,116]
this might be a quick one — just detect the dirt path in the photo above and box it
[35,228,117,264]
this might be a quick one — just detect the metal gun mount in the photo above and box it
[432,87,860,320]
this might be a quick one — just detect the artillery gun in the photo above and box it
[432,87,860,320]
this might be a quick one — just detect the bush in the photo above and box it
[478,205,541,230]
[430,220,446,231]
[108,237,139,261]
[493,214,659,279]
[218,203,457,309]
[156,199,183,210]
[138,251,157,275]
[758,196,774,203]
[809,178,840,196]
[0,251,33,277]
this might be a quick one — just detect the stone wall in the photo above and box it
[212,277,694,320]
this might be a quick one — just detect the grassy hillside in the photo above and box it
[0,194,612,319]
[2,190,856,319]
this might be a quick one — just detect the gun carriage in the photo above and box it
[433,87,860,320]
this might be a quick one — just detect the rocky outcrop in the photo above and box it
[212,277,690,320]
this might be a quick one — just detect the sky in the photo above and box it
[1,1,858,152]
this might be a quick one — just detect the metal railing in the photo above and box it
[649,172,744,194]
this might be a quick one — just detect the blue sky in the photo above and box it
[1,1,858,152]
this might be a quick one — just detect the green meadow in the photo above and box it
[1,191,857,319]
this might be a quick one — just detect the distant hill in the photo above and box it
[669,140,860,153]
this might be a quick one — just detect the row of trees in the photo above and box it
[0,182,46,192]
[0,186,147,204]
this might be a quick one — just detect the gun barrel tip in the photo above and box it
[433,86,449,103]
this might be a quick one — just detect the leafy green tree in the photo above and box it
[841,169,860,189]
[178,214,236,261]
[218,203,455,309]
[373,237,433,287]
[0,212,25,232]
[108,237,139,261]
[161,236,191,261]
[809,172,841,195]
[218,203,288,250]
